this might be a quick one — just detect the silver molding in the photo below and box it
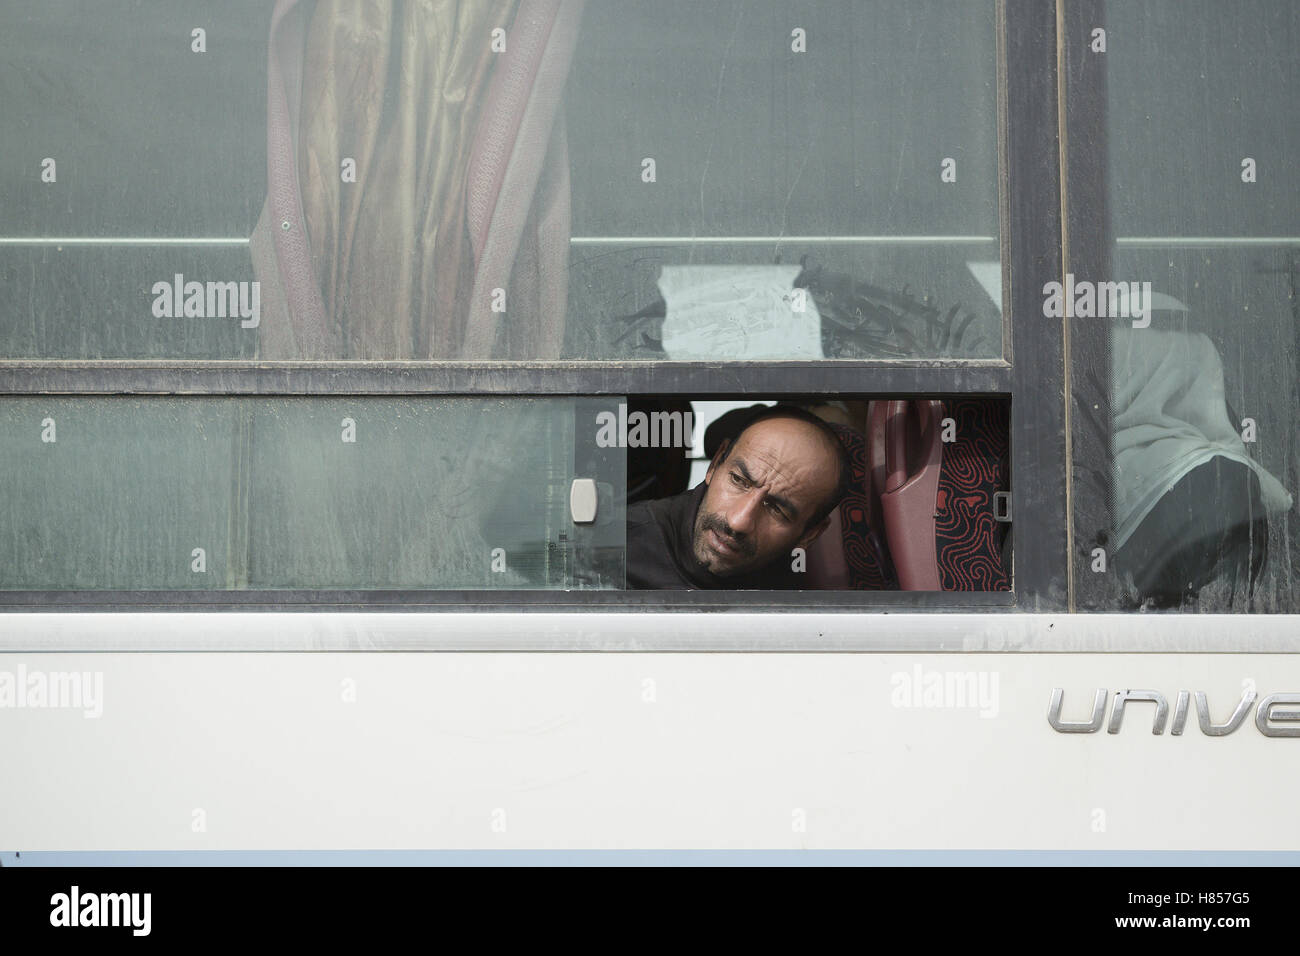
[1108,690,1169,735]
[1256,694,1300,737]
[1171,690,1190,735]
[1195,690,1256,736]
[1048,687,1107,732]
[0,613,1297,653]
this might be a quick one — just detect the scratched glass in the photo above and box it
[0,397,624,591]
[0,0,1001,361]
[1079,0,1300,612]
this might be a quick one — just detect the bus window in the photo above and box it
[1070,0,1299,612]
[0,0,1001,363]
[0,397,625,591]
[1,1,1035,611]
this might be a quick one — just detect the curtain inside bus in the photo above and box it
[250,0,584,360]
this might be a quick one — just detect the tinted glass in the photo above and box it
[0,397,624,590]
[0,0,1001,362]
[1073,0,1299,611]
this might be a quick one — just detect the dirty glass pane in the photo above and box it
[0,398,236,589]
[1085,0,1299,611]
[0,397,624,590]
[0,0,1000,361]
[0,1,265,360]
[565,0,1002,362]
[246,398,624,589]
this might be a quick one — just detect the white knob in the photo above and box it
[569,478,598,524]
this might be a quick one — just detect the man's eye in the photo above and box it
[731,473,749,488]
[766,501,787,519]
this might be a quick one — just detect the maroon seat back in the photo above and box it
[874,399,1011,591]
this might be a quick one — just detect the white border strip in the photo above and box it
[3,236,1291,248]
[1116,236,1300,247]
[0,613,1296,653]
[0,237,250,246]
[569,235,997,244]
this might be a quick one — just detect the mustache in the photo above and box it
[697,511,757,558]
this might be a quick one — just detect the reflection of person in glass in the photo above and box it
[626,408,850,589]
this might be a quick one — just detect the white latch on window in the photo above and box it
[569,478,598,524]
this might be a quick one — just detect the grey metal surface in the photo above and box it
[0,361,1013,396]
[1061,0,1118,613]
[0,590,1016,609]
[1005,0,1070,611]
[0,612,1295,653]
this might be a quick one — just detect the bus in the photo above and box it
[0,0,1296,869]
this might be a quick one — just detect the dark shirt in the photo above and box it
[626,482,802,589]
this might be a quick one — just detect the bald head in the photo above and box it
[691,412,848,578]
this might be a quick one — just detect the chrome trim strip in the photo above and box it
[0,613,1296,653]
[0,362,1013,396]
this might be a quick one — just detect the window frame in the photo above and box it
[0,0,1071,614]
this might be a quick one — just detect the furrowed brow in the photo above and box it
[731,458,798,518]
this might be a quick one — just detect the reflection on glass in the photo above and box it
[1,0,1000,361]
[1097,0,1299,611]
[0,398,624,591]
[0,399,237,589]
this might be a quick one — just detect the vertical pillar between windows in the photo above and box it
[1005,0,1070,610]
[1062,0,1117,611]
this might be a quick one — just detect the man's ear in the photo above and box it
[796,515,831,550]
[704,438,731,484]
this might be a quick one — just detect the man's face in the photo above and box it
[692,417,839,578]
